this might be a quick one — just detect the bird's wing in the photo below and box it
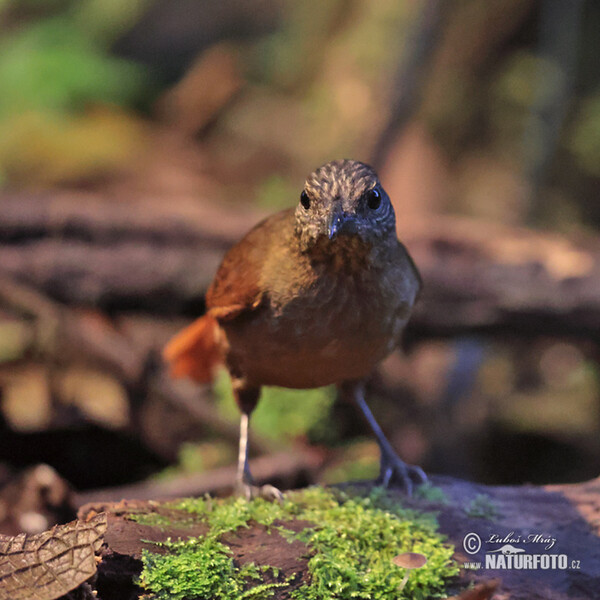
[163,209,295,382]
[205,242,262,321]
[206,208,295,321]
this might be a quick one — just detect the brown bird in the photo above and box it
[164,159,426,497]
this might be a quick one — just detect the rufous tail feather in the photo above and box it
[163,314,223,383]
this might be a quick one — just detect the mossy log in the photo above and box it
[65,476,600,600]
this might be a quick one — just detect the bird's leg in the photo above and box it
[342,381,427,495]
[233,383,283,502]
[236,411,253,488]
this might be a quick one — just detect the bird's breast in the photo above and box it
[222,251,413,388]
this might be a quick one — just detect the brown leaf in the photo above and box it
[0,513,107,600]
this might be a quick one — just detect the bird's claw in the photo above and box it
[236,482,285,503]
[377,452,427,496]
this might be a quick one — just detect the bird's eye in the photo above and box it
[365,188,381,210]
[300,190,311,210]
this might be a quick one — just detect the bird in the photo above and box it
[163,159,426,497]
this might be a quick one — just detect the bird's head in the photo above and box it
[294,159,396,253]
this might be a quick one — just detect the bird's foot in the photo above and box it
[235,481,285,503]
[377,450,427,496]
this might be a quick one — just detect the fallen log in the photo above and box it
[406,215,600,340]
[72,475,600,600]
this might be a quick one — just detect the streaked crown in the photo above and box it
[294,159,396,251]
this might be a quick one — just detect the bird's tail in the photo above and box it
[163,314,223,383]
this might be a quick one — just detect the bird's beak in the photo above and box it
[328,211,358,240]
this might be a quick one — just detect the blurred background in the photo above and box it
[1,0,600,534]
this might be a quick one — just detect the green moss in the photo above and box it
[127,510,196,530]
[465,494,498,520]
[414,483,449,504]
[139,487,458,599]
[140,537,287,600]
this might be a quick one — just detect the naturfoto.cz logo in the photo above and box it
[462,532,581,571]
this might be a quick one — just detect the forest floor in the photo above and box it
[76,475,600,600]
